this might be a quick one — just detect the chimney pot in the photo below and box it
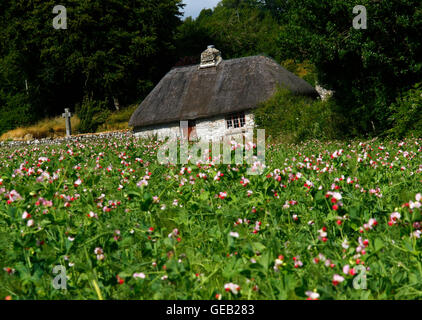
[200,46,222,69]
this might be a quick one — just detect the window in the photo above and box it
[226,112,246,129]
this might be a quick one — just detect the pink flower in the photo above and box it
[137,179,148,187]
[342,265,350,275]
[7,190,22,202]
[74,178,82,187]
[133,272,146,279]
[332,274,345,286]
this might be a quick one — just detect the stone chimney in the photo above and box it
[199,45,222,69]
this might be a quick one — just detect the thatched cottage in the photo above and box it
[129,46,318,141]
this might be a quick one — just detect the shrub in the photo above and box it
[253,88,346,144]
[96,104,137,132]
[388,83,422,138]
[0,93,34,136]
[281,60,318,87]
[76,97,111,134]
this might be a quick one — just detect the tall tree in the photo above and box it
[275,0,422,134]
[0,0,184,134]
[176,1,280,62]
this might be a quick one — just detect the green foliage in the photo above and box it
[0,92,34,135]
[176,1,281,61]
[76,97,111,134]
[253,88,345,143]
[0,0,184,131]
[388,83,422,138]
[275,0,422,135]
[105,105,138,125]
[280,60,318,87]
[0,136,421,299]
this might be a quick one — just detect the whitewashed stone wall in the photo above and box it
[133,111,255,141]
[195,111,255,141]
[133,122,180,139]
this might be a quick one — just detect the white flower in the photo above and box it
[274,258,284,269]
[90,211,99,218]
[409,201,421,209]
[27,219,34,227]
[333,274,345,284]
[229,231,239,238]
[368,218,377,228]
[305,291,320,300]
[168,228,179,238]
[22,211,29,219]
[390,211,401,221]
[332,192,342,200]
[224,283,240,294]
[318,229,327,238]
[342,238,349,249]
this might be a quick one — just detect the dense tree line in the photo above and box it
[178,0,421,136]
[0,0,183,133]
[0,0,420,137]
[274,0,422,135]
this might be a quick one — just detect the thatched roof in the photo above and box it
[129,55,318,128]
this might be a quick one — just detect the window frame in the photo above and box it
[225,112,246,129]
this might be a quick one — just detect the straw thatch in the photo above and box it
[129,55,318,128]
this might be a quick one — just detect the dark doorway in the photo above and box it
[182,120,197,141]
[188,120,197,141]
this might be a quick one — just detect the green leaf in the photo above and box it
[374,238,384,252]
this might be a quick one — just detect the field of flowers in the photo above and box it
[0,135,421,300]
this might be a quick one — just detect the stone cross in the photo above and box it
[61,108,72,137]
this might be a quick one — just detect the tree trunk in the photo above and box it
[113,97,120,111]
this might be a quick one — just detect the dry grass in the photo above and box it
[0,116,81,141]
[0,105,137,141]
